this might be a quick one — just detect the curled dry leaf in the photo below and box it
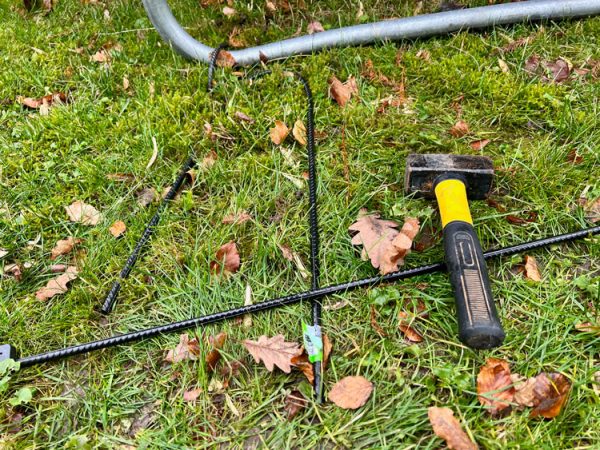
[498,58,509,73]
[270,120,289,145]
[524,255,541,281]
[18,93,67,113]
[398,311,423,342]
[511,374,538,408]
[329,75,358,107]
[182,388,203,403]
[206,332,227,372]
[35,266,79,301]
[477,358,515,416]
[529,373,571,419]
[574,322,600,334]
[544,58,571,83]
[449,120,470,138]
[307,21,325,34]
[234,111,254,123]
[3,263,22,281]
[428,407,478,450]
[65,201,102,225]
[284,390,308,419]
[292,120,307,146]
[583,197,600,223]
[109,220,126,238]
[278,244,310,279]
[165,333,201,363]
[222,211,252,225]
[210,241,240,276]
[328,376,373,410]
[470,139,491,151]
[50,237,82,260]
[243,334,302,373]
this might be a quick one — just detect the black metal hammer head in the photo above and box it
[404,153,494,199]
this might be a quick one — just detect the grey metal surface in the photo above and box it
[142,0,600,65]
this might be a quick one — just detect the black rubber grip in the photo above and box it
[443,221,505,349]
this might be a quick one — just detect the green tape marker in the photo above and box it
[302,322,323,363]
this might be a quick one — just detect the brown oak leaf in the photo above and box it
[291,334,332,383]
[210,241,240,275]
[165,333,201,363]
[35,266,79,301]
[477,358,515,416]
[50,237,82,260]
[243,334,302,373]
[529,373,571,419]
[428,407,478,450]
[398,311,424,342]
[328,376,373,410]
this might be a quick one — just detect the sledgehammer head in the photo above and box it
[404,154,494,199]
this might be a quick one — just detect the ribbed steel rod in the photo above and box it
[15,225,599,368]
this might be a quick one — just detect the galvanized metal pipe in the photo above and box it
[142,0,600,65]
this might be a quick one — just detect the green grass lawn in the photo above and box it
[1,0,599,447]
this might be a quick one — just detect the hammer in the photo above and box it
[404,154,505,349]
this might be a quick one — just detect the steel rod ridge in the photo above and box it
[142,0,600,65]
[13,226,598,368]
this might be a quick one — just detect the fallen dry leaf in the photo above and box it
[278,244,310,279]
[50,264,68,273]
[524,54,541,73]
[529,373,571,419]
[477,358,515,416]
[234,111,254,123]
[416,49,431,62]
[109,220,126,238]
[123,76,130,91]
[291,334,333,384]
[574,322,600,334]
[428,407,478,450]
[92,49,110,63]
[544,58,571,83]
[398,311,424,342]
[206,332,227,372]
[329,75,358,107]
[3,263,22,281]
[65,201,102,226]
[200,150,218,171]
[182,388,203,403]
[511,374,538,408]
[284,390,308,419]
[18,92,67,113]
[35,266,79,301]
[498,58,509,73]
[470,139,491,151]
[106,173,135,182]
[292,120,307,146]
[307,21,324,34]
[328,376,373,410]
[0,248,8,259]
[349,213,419,275]
[210,241,240,276]
[524,255,542,281]
[136,187,157,207]
[270,120,289,145]
[243,334,302,373]
[222,6,236,16]
[228,27,246,48]
[450,120,470,138]
[50,237,82,260]
[222,211,252,225]
[165,333,201,363]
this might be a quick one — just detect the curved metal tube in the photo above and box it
[142,0,600,65]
